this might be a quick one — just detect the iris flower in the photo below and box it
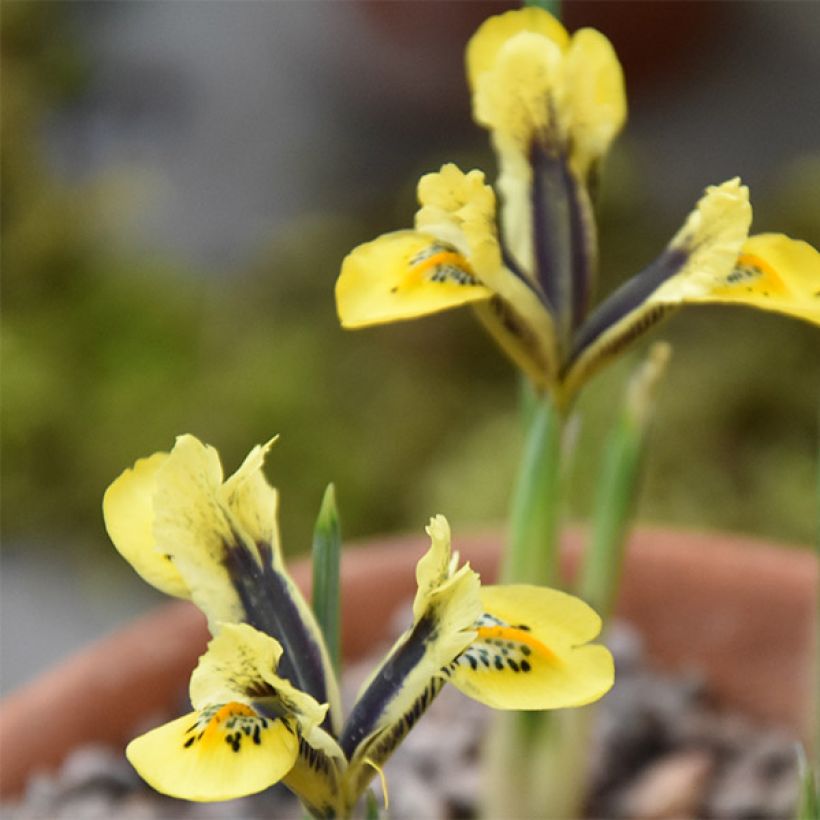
[335,8,820,407]
[104,436,613,816]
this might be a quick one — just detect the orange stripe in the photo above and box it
[736,252,780,283]
[404,250,469,287]
[201,701,256,745]
[476,625,560,664]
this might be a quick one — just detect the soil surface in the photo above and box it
[4,622,799,819]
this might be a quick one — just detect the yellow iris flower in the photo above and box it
[335,8,820,407]
[104,437,613,815]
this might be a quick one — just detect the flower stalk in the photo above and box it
[503,399,565,587]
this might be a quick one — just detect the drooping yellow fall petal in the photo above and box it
[103,452,190,599]
[126,705,299,802]
[682,233,820,324]
[126,623,332,803]
[336,230,492,329]
[447,585,614,710]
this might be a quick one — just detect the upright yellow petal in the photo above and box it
[417,164,560,386]
[415,164,502,280]
[126,705,298,802]
[190,624,328,730]
[152,435,249,628]
[336,230,492,329]
[447,585,614,710]
[682,233,820,324]
[564,28,627,181]
[220,437,281,555]
[412,514,455,621]
[466,7,570,92]
[103,452,190,599]
[472,30,566,157]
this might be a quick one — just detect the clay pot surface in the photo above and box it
[0,527,815,797]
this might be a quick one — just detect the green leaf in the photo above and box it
[364,788,382,820]
[796,745,820,820]
[312,483,342,677]
[580,343,670,619]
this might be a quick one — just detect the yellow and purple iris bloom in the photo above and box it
[336,8,820,407]
[104,435,613,816]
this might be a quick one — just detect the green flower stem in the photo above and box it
[502,398,565,587]
[580,343,671,619]
[311,483,342,677]
[523,0,561,15]
[486,397,566,818]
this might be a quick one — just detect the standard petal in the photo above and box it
[682,233,820,324]
[220,438,280,551]
[563,178,752,401]
[412,514,455,621]
[190,624,328,729]
[466,7,570,93]
[103,452,189,599]
[152,435,249,627]
[416,163,560,387]
[336,230,492,329]
[564,28,627,182]
[126,706,298,802]
[447,585,614,710]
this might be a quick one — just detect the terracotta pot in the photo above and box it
[0,527,815,797]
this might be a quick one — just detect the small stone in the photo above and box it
[58,744,138,794]
[388,772,446,820]
[618,748,714,819]
[707,728,798,818]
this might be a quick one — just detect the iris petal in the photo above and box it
[447,585,614,710]
[126,706,298,802]
[682,233,820,324]
[336,230,491,329]
[127,624,331,803]
[103,452,189,599]
[342,517,481,798]
[562,178,752,401]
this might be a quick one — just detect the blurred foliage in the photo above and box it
[2,2,818,569]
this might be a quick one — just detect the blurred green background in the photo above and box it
[2,0,818,588]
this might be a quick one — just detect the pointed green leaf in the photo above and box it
[312,483,342,677]
[580,343,670,619]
